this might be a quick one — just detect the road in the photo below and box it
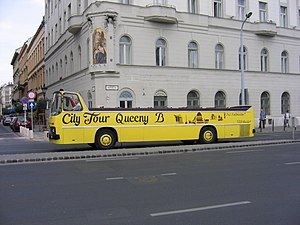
[1,138,300,224]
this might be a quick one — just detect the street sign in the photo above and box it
[23,103,27,111]
[28,101,36,110]
[28,91,36,99]
[22,97,29,104]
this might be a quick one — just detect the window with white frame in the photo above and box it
[156,39,166,66]
[187,90,200,108]
[120,0,130,4]
[188,0,197,14]
[70,51,74,73]
[239,46,248,70]
[281,51,288,73]
[119,36,132,64]
[299,9,300,26]
[153,0,167,5]
[238,0,245,20]
[154,90,167,108]
[260,48,269,72]
[261,91,270,115]
[215,44,224,69]
[215,91,226,108]
[259,2,267,22]
[214,0,222,17]
[280,6,287,28]
[119,90,134,108]
[78,45,82,69]
[281,92,290,114]
[188,41,198,68]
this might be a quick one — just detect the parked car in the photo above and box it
[10,116,32,132]
[3,116,13,126]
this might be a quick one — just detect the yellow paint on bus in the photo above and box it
[47,91,255,150]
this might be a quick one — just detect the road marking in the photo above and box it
[86,157,139,162]
[150,201,251,217]
[161,173,177,176]
[285,161,300,165]
[106,177,124,181]
[226,149,263,154]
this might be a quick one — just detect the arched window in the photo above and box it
[261,91,270,115]
[119,35,132,64]
[78,45,82,69]
[87,90,93,108]
[188,41,198,68]
[239,45,248,70]
[119,90,134,108]
[239,89,249,105]
[187,90,200,108]
[156,39,166,66]
[154,90,167,108]
[281,92,290,114]
[215,44,224,69]
[64,55,68,75]
[215,91,226,108]
[87,38,90,65]
[260,48,269,72]
[70,51,74,74]
[59,59,63,78]
[281,51,288,73]
[55,62,59,80]
[188,0,198,14]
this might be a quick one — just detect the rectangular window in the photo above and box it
[153,0,167,5]
[214,0,222,17]
[188,0,197,14]
[259,2,267,22]
[238,0,245,20]
[68,3,71,18]
[120,0,130,4]
[280,6,287,27]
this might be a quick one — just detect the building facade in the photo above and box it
[0,83,14,114]
[44,0,300,125]
[27,21,46,100]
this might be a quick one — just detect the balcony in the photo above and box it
[144,4,177,24]
[254,20,277,37]
[68,15,83,34]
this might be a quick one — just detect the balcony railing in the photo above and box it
[68,15,83,34]
[254,20,277,37]
[144,4,177,24]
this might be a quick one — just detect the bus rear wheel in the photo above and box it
[95,129,116,150]
[199,127,217,144]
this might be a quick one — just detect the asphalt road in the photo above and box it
[1,142,300,225]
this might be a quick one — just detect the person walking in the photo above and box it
[259,109,266,129]
[284,110,291,128]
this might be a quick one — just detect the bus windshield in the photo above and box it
[50,92,63,116]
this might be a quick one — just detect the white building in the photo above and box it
[44,0,300,125]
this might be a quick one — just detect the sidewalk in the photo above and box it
[256,125,298,133]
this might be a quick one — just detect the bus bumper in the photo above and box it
[47,127,60,140]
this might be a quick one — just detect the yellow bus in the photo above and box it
[47,90,255,150]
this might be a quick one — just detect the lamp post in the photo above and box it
[41,85,47,126]
[240,11,252,105]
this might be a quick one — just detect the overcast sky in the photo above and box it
[0,0,44,86]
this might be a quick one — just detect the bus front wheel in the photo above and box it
[199,127,217,144]
[95,129,116,150]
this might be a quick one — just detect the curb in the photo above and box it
[1,139,299,165]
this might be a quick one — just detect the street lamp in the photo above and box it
[41,85,47,126]
[240,11,252,105]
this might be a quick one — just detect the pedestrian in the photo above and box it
[259,108,266,129]
[284,110,291,128]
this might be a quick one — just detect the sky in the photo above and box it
[0,0,44,86]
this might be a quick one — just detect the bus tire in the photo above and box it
[95,129,116,150]
[199,127,217,144]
